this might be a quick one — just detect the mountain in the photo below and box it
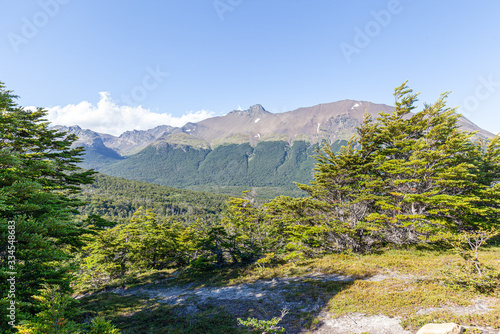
[187,101,390,146]
[101,125,177,155]
[152,100,493,147]
[52,125,124,169]
[56,100,495,198]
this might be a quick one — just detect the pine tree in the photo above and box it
[0,82,95,331]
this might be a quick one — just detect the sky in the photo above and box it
[1,0,499,136]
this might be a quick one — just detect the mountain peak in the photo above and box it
[248,104,267,113]
[229,104,269,116]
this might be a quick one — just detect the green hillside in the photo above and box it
[78,143,124,170]
[99,140,347,198]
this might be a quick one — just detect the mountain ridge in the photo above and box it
[56,100,494,155]
[54,99,496,197]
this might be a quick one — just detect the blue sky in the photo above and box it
[1,0,499,135]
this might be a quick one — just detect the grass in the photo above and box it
[329,279,473,316]
[402,306,500,332]
[75,245,500,333]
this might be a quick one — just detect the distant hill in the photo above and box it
[57,100,495,198]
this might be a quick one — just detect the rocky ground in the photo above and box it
[100,271,499,334]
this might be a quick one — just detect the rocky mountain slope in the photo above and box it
[56,100,495,197]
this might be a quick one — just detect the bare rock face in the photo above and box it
[416,323,463,334]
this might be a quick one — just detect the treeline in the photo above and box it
[74,173,228,223]
[99,134,348,197]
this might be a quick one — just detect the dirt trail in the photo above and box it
[107,273,412,333]
[105,273,497,334]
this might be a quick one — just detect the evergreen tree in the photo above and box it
[0,82,95,331]
[219,192,278,263]
[293,82,500,251]
[81,208,196,284]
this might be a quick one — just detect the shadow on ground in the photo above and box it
[77,274,356,333]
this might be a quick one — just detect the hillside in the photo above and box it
[57,100,494,197]
[98,140,349,198]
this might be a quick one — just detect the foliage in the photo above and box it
[79,190,284,281]
[441,228,500,293]
[16,285,121,334]
[237,308,288,334]
[15,284,82,334]
[220,192,281,263]
[87,316,121,334]
[80,208,197,285]
[0,82,95,331]
[100,143,211,187]
[99,139,346,198]
[75,172,228,223]
[441,262,500,294]
[192,191,285,269]
[266,196,329,261]
[280,82,500,253]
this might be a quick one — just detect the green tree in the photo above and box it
[288,82,500,252]
[265,196,328,261]
[193,192,284,269]
[15,284,82,334]
[220,192,277,263]
[15,285,121,334]
[0,82,95,331]
[81,208,197,284]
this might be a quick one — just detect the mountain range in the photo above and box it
[57,100,494,198]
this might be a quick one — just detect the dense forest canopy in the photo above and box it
[74,173,228,223]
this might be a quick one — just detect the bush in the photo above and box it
[88,316,121,334]
[237,309,288,334]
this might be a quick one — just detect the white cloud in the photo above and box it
[44,92,215,136]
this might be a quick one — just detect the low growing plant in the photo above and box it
[442,228,500,293]
[237,308,288,334]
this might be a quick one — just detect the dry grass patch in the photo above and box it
[328,279,474,318]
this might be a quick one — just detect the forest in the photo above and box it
[97,133,349,199]
[1,82,499,333]
[74,173,228,223]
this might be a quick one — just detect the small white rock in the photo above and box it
[416,323,463,334]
